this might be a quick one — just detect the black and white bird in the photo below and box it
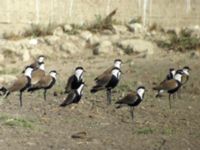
[30,55,45,70]
[91,67,121,105]
[64,67,85,93]
[1,66,33,107]
[115,86,146,122]
[28,70,57,101]
[153,70,184,109]
[95,59,122,82]
[60,82,85,107]
[165,68,176,80]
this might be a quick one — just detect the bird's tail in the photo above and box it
[59,100,70,107]
[27,86,39,92]
[90,85,103,93]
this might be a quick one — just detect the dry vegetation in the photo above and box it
[155,28,200,52]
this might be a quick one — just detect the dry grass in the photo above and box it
[155,28,200,52]
[3,23,58,40]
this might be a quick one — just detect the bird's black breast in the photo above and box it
[168,81,181,94]
[45,78,56,89]
[71,76,82,90]
[129,95,142,107]
[166,73,173,80]
[106,75,119,89]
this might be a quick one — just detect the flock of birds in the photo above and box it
[0,55,191,122]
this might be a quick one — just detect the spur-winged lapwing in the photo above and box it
[91,67,121,105]
[28,70,57,101]
[64,67,85,93]
[95,59,122,82]
[31,62,45,85]
[30,55,45,69]
[60,82,85,107]
[116,86,146,122]
[153,70,184,109]
[1,66,33,107]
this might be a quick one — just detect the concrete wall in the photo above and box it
[0,0,200,33]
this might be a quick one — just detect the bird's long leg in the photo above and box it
[168,94,172,109]
[106,89,112,105]
[19,92,23,107]
[43,90,47,101]
[173,93,176,100]
[177,88,182,99]
[130,107,134,122]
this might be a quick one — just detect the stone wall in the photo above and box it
[0,0,200,34]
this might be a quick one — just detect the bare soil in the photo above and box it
[0,51,200,150]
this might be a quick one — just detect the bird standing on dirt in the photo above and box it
[1,66,34,107]
[153,70,184,109]
[28,70,57,101]
[94,59,122,82]
[60,82,85,107]
[115,86,146,122]
[64,67,85,93]
[91,67,122,105]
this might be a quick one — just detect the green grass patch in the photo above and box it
[136,127,154,134]
[162,127,175,135]
[0,114,35,129]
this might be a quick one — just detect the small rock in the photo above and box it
[63,24,73,32]
[113,25,127,34]
[87,35,100,46]
[127,23,143,33]
[93,40,114,55]
[80,31,93,41]
[60,42,79,54]
[71,131,87,139]
[29,38,38,46]
[53,27,64,36]
[117,39,155,55]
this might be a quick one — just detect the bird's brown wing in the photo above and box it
[64,75,74,93]
[116,92,137,105]
[154,79,178,91]
[8,76,27,92]
[31,69,45,84]
[95,73,112,87]
[95,66,113,81]
[31,75,51,88]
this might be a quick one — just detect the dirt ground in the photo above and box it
[0,51,200,150]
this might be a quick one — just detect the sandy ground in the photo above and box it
[0,51,200,150]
